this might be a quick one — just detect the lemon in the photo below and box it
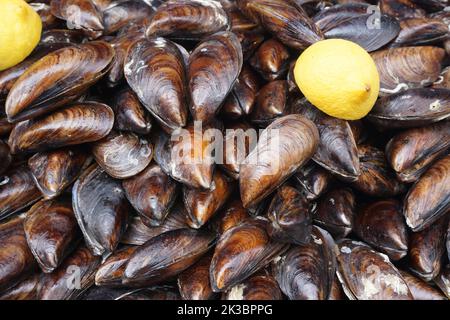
[0,0,42,71]
[294,39,380,120]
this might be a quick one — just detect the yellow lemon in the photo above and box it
[0,0,42,71]
[294,39,380,120]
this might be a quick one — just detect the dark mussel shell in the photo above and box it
[379,0,426,19]
[28,147,91,199]
[245,0,324,50]
[351,145,406,197]
[313,3,370,32]
[249,39,290,81]
[392,18,449,47]
[146,0,230,40]
[385,120,450,183]
[399,270,447,300]
[0,117,13,137]
[354,199,408,261]
[235,29,265,61]
[403,154,450,232]
[0,216,37,293]
[0,166,41,221]
[409,216,448,281]
[240,115,319,208]
[0,273,40,300]
[124,38,188,132]
[266,185,312,245]
[313,188,356,239]
[293,162,332,201]
[110,88,152,135]
[8,102,114,154]
[38,245,101,300]
[81,286,130,300]
[183,170,234,229]
[371,47,445,94]
[123,228,216,287]
[103,1,153,35]
[189,31,243,122]
[250,80,288,126]
[40,29,85,44]
[31,3,61,30]
[95,245,137,287]
[228,6,259,32]
[211,198,250,235]
[5,41,114,123]
[123,163,179,227]
[72,164,131,256]
[210,218,289,292]
[121,204,189,246]
[272,226,336,300]
[116,286,181,300]
[177,253,216,300]
[435,264,450,299]
[92,131,153,179]
[50,0,104,38]
[223,274,283,300]
[24,198,80,273]
[335,239,413,300]
[0,141,11,175]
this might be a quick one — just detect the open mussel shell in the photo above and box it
[210,218,289,292]
[123,228,216,287]
[371,47,445,94]
[95,245,137,287]
[72,164,131,256]
[123,163,179,227]
[0,141,11,175]
[249,39,290,81]
[335,239,413,300]
[324,14,400,52]
[0,166,41,221]
[240,115,319,208]
[24,198,81,273]
[28,147,91,199]
[0,273,40,300]
[399,270,447,300]
[184,170,234,229]
[0,216,37,293]
[266,185,312,245]
[272,226,336,300]
[223,274,283,300]
[38,245,101,300]
[250,80,288,126]
[313,188,355,239]
[5,41,114,123]
[351,145,406,197]
[8,102,114,154]
[50,0,104,38]
[103,1,153,35]
[408,216,448,281]
[211,198,250,235]
[189,31,243,122]
[435,264,450,299]
[386,120,450,183]
[92,131,153,179]
[178,253,216,300]
[293,162,332,201]
[380,0,426,19]
[110,88,152,135]
[403,154,450,232]
[392,18,449,47]
[354,199,408,261]
[146,0,230,40]
[124,38,188,132]
[313,3,370,32]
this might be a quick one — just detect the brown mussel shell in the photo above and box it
[293,162,332,201]
[392,18,449,47]
[250,80,288,126]
[177,253,216,300]
[24,198,81,273]
[0,273,40,300]
[223,274,283,300]
[103,1,153,35]
[8,102,114,154]
[0,141,11,175]
[211,198,250,235]
[399,270,447,300]
[5,41,114,123]
[95,245,137,287]
[249,39,290,81]
[72,164,131,256]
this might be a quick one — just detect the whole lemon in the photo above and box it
[0,0,42,71]
[294,39,380,120]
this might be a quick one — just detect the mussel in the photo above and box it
[223,273,283,300]
[399,270,447,300]
[293,162,332,201]
[249,39,290,81]
[177,254,216,300]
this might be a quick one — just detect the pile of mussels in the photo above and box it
[0,0,449,300]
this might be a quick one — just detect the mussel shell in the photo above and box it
[72,164,131,256]
[249,39,290,81]
[103,1,153,34]
[24,198,80,273]
[335,239,413,300]
[95,245,137,287]
[0,216,37,293]
[250,80,288,126]
[313,3,370,32]
[123,163,179,227]
[328,276,346,300]
[123,228,216,287]
[115,286,181,300]
[266,185,312,245]
[293,162,332,201]
[31,3,62,30]
[385,120,450,183]
[235,30,265,61]
[403,154,450,232]
[211,198,250,235]
[399,270,447,300]
[8,102,114,154]
[189,31,243,122]
[146,0,230,40]
[435,264,450,299]
[0,141,11,175]
[210,218,289,292]
[409,216,448,281]
[223,274,282,300]
[354,199,408,261]
[240,115,319,208]
[28,147,91,199]
[38,245,101,300]
[81,286,129,300]
[380,0,426,19]
[40,29,85,44]
[313,188,355,239]
[0,166,41,221]
[124,38,188,132]
[392,18,449,47]
[433,67,450,90]
[177,253,216,300]
[0,273,40,300]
